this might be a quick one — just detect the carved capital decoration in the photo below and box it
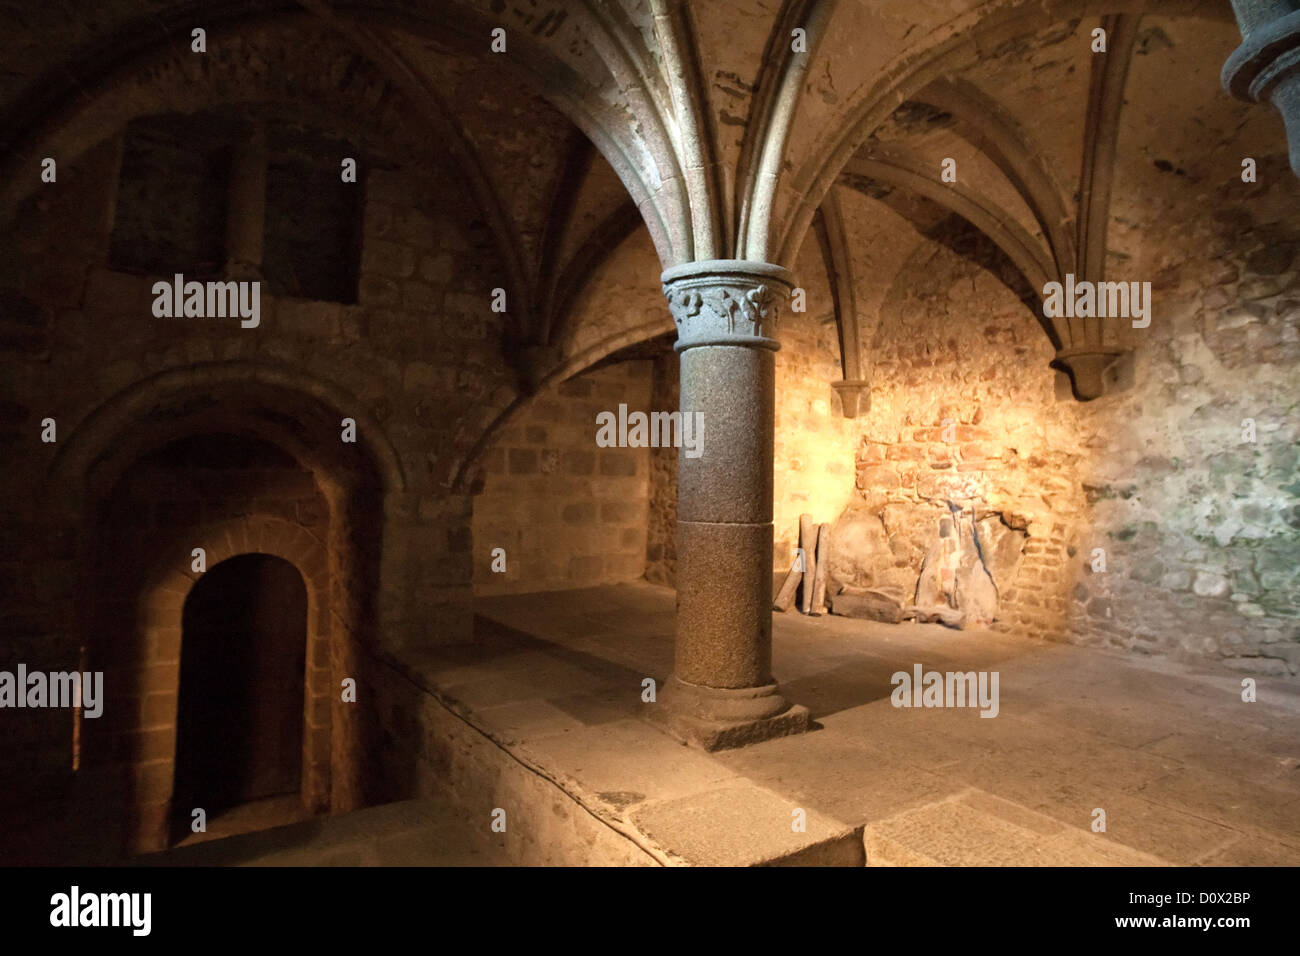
[661,259,795,352]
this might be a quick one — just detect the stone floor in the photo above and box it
[145,581,1300,866]
[411,581,1300,866]
[170,794,312,849]
[141,796,509,866]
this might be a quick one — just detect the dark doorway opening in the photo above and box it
[172,554,307,843]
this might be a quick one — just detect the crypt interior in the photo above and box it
[1,0,1298,867]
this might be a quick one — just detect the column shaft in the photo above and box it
[654,259,810,750]
[675,344,773,688]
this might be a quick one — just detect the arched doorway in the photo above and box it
[47,368,396,855]
[172,554,308,841]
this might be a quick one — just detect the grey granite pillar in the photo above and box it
[1222,0,1300,176]
[655,259,810,750]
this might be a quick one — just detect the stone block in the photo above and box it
[562,502,596,524]
[400,281,439,311]
[830,586,905,623]
[601,501,638,523]
[675,519,773,688]
[856,465,900,490]
[647,695,811,754]
[563,450,595,475]
[357,275,400,307]
[568,555,603,578]
[419,254,454,283]
[507,449,538,475]
[886,444,921,461]
[863,447,898,474]
[599,451,637,477]
[1192,571,1230,597]
[605,554,645,579]
[677,346,773,524]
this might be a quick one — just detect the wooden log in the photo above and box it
[773,562,801,611]
[810,523,831,615]
[798,514,817,614]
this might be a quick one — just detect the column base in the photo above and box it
[646,676,811,752]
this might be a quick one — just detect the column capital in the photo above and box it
[1222,5,1300,175]
[661,258,794,352]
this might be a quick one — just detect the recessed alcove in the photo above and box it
[171,553,309,845]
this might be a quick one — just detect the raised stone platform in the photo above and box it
[370,581,1300,866]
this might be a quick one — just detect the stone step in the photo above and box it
[863,788,1169,866]
[135,797,510,867]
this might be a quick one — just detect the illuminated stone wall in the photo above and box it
[472,361,653,596]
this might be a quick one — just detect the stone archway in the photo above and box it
[45,364,398,855]
[173,552,310,842]
[99,514,333,853]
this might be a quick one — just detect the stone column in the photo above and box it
[1223,0,1300,176]
[656,259,810,750]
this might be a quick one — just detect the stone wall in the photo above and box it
[86,433,336,853]
[1066,164,1300,673]
[0,429,352,861]
[0,100,518,855]
[472,361,652,596]
[358,648,658,865]
[771,237,859,570]
[848,228,1084,637]
[830,191,1300,674]
[644,351,678,586]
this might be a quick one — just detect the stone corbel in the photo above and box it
[832,379,871,418]
[1052,347,1133,401]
